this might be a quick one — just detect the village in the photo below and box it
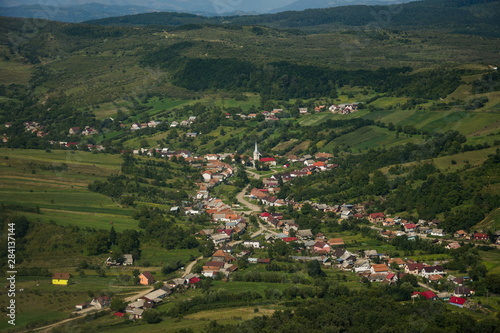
[1,103,359,147]
[6,104,498,323]
[47,138,499,321]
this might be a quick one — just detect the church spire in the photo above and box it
[253,142,261,168]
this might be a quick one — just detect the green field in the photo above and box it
[324,125,423,152]
[0,148,139,231]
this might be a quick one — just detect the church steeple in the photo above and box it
[253,142,261,167]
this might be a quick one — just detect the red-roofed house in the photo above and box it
[260,157,277,166]
[282,237,298,242]
[313,241,331,253]
[449,296,468,308]
[473,233,489,241]
[368,213,385,223]
[385,273,398,283]
[412,290,437,300]
[370,264,389,274]
[189,277,201,284]
[312,161,327,171]
[405,263,426,275]
[404,223,418,232]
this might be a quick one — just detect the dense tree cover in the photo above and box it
[391,235,446,255]
[0,209,141,263]
[284,131,465,200]
[141,45,462,100]
[282,138,499,229]
[88,155,192,206]
[0,84,99,147]
[472,70,500,93]
[201,296,500,333]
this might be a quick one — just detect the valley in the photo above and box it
[1,1,500,331]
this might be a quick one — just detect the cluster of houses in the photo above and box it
[169,116,197,128]
[118,271,202,320]
[232,109,282,121]
[197,198,247,246]
[227,103,359,120]
[201,249,238,278]
[130,120,162,131]
[249,152,339,207]
[68,126,99,136]
[129,116,197,131]
[328,103,359,114]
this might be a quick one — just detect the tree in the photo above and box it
[307,260,326,278]
[484,273,500,293]
[108,226,117,246]
[110,298,127,312]
[142,309,162,324]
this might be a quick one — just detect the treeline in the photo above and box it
[282,130,472,202]
[85,0,500,37]
[0,210,141,263]
[133,206,199,250]
[472,70,500,93]
[379,149,500,229]
[141,43,462,100]
[200,290,500,333]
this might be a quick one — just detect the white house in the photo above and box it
[243,241,260,249]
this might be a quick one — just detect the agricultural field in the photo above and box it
[0,148,138,232]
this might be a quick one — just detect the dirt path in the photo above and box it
[236,185,261,213]
[29,286,153,333]
[182,256,204,277]
[245,170,262,180]
[417,281,439,293]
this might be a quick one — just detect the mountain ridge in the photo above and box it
[0,0,414,23]
[80,0,500,37]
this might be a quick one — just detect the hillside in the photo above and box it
[85,0,500,37]
[1,8,500,332]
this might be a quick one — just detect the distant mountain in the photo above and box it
[268,0,414,13]
[0,3,161,23]
[84,0,500,37]
[0,0,414,22]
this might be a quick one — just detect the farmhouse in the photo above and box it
[139,271,155,285]
[368,213,385,223]
[52,273,71,285]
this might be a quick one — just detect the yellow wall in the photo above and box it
[52,279,69,285]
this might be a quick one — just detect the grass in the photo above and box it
[0,54,33,85]
[479,249,500,275]
[326,126,424,152]
[379,147,497,175]
[211,280,296,295]
[140,244,200,267]
[0,148,139,231]
[475,208,500,232]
